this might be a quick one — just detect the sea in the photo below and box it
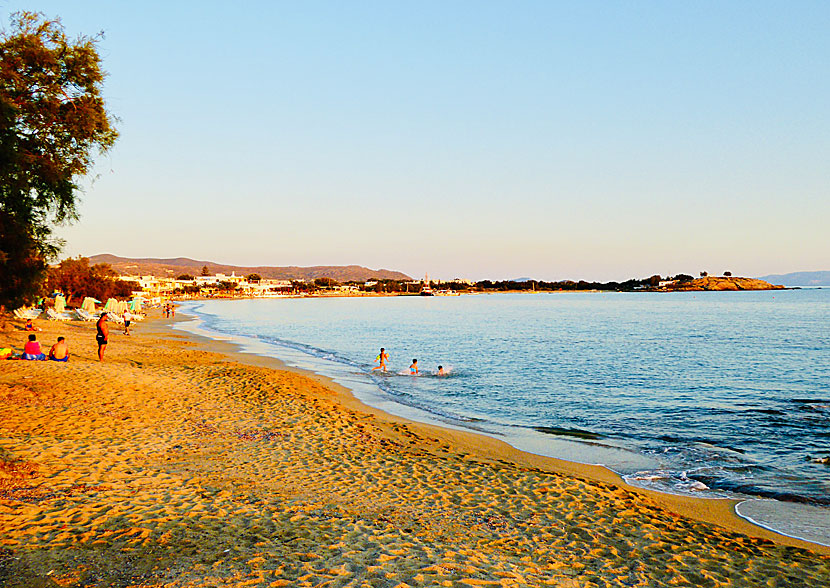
[174,289,830,546]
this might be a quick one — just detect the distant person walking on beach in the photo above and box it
[410,359,419,375]
[96,313,109,362]
[123,309,132,335]
[48,337,69,362]
[372,348,389,372]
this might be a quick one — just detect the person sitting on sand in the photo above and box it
[22,334,46,360]
[410,359,419,375]
[48,336,69,362]
[372,347,389,372]
[96,312,109,362]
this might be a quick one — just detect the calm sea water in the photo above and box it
[176,290,830,545]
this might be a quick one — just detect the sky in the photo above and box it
[4,1,829,281]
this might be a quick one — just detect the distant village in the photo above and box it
[122,272,476,298]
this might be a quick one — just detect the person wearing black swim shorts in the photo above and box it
[96,312,109,362]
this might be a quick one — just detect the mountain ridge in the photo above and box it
[756,271,830,287]
[89,254,412,282]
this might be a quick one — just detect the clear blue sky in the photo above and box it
[5,1,829,280]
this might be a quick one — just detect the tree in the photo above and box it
[201,265,210,276]
[0,12,118,308]
[0,211,51,308]
[314,277,338,288]
[177,274,194,281]
[700,271,708,277]
[723,271,732,277]
[246,273,261,282]
[47,256,137,304]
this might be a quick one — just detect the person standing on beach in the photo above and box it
[372,348,389,372]
[123,309,132,335]
[96,313,109,362]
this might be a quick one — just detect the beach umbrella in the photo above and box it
[104,298,117,312]
[83,297,101,311]
[54,295,66,313]
[130,298,143,312]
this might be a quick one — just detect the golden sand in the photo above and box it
[1,313,828,587]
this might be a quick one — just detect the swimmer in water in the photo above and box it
[372,347,389,372]
[437,365,445,376]
[410,359,419,375]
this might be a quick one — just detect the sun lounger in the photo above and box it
[75,308,97,321]
[14,308,41,320]
[46,308,72,321]
[107,313,124,324]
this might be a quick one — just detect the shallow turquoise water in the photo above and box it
[177,289,830,544]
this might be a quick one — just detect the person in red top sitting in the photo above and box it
[22,334,46,360]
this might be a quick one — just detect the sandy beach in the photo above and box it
[1,313,829,587]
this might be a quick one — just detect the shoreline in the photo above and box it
[2,312,829,586]
[164,310,828,554]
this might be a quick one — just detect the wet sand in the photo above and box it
[1,312,829,587]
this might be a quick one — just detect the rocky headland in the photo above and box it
[665,276,785,292]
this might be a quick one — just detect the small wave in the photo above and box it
[532,426,602,440]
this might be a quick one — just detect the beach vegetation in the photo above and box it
[724,271,732,277]
[700,271,708,277]
[47,256,137,304]
[0,12,118,309]
[246,273,261,282]
[201,265,210,276]
[314,277,339,288]
[176,274,195,281]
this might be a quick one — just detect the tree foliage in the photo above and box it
[0,11,118,308]
[246,273,261,282]
[47,256,137,304]
[314,277,339,288]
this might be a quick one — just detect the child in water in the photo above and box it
[372,348,389,372]
[409,359,419,375]
[437,365,445,376]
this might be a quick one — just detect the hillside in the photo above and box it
[666,276,784,291]
[757,271,830,287]
[89,255,412,282]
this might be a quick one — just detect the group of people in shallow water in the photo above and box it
[371,347,445,376]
